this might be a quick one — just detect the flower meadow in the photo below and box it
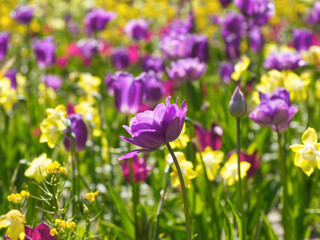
[2,0,320,239]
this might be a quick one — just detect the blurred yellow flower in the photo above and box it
[7,193,23,204]
[166,152,198,189]
[290,127,320,176]
[220,153,250,186]
[283,71,310,101]
[256,70,283,95]
[302,46,320,65]
[85,190,99,202]
[231,56,250,81]
[0,210,26,240]
[78,73,101,94]
[171,124,190,149]
[196,147,224,181]
[25,153,52,183]
[50,228,58,237]
[0,77,17,113]
[38,83,56,105]
[46,161,68,175]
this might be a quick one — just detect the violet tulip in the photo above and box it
[124,19,149,40]
[33,36,56,69]
[119,96,187,160]
[141,55,165,74]
[120,155,153,182]
[84,8,116,35]
[159,34,193,59]
[0,32,10,61]
[249,88,298,132]
[191,35,209,62]
[64,114,88,152]
[264,52,306,70]
[5,222,56,240]
[249,26,264,52]
[293,28,313,51]
[113,72,144,115]
[166,58,207,83]
[219,0,232,8]
[229,85,247,118]
[137,71,164,105]
[77,39,99,58]
[4,69,17,89]
[219,62,234,83]
[194,122,223,151]
[306,2,320,25]
[41,74,63,90]
[111,48,130,70]
[11,5,34,25]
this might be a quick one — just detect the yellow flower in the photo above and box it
[38,83,56,105]
[170,124,190,149]
[25,153,52,183]
[7,193,23,204]
[315,80,320,99]
[302,46,320,65]
[166,152,198,189]
[283,71,310,101]
[20,191,30,198]
[256,70,283,96]
[55,219,76,230]
[78,73,101,94]
[0,210,26,240]
[220,153,251,186]
[290,127,320,176]
[50,228,58,236]
[85,190,99,203]
[196,147,224,181]
[0,77,17,113]
[231,56,250,81]
[46,161,61,175]
[101,137,110,163]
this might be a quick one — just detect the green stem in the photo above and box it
[165,142,192,240]
[129,158,139,240]
[236,117,246,240]
[153,163,172,240]
[276,126,290,240]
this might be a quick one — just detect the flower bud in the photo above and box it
[229,85,247,117]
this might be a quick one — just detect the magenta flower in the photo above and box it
[227,150,261,177]
[194,122,223,151]
[120,155,153,182]
[84,8,116,35]
[249,88,298,132]
[5,222,56,240]
[0,32,10,61]
[119,97,187,160]
[124,19,149,40]
[64,114,88,152]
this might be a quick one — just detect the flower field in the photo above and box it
[1,0,320,239]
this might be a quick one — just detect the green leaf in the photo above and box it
[261,211,278,240]
[220,202,234,240]
[226,200,242,240]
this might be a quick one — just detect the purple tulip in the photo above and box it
[249,88,298,132]
[228,150,261,177]
[293,28,313,51]
[224,36,241,60]
[229,85,247,118]
[249,26,264,52]
[168,16,193,35]
[119,96,187,160]
[105,73,115,96]
[191,34,209,62]
[11,5,34,25]
[194,122,223,151]
[0,32,10,61]
[166,58,207,83]
[77,39,99,58]
[111,48,130,70]
[219,62,234,83]
[219,0,232,7]
[4,69,17,89]
[141,55,165,74]
[159,34,193,59]
[119,155,153,182]
[221,12,246,38]
[113,72,144,115]
[137,71,164,105]
[41,74,63,90]
[33,36,56,69]
[64,114,88,152]
[5,222,56,240]
[84,8,116,35]
[307,2,320,25]
[124,19,148,40]
[264,52,306,70]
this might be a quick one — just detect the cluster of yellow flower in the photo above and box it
[46,161,68,175]
[51,218,77,237]
[0,77,17,113]
[85,190,99,202]
[7,191,30,204]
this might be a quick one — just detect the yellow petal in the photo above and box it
[293,153,303,167]
[302,127,318,144]
[300,160,316,176]
[289,144,304,152]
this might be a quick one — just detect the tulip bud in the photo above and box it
[229,85,247,117]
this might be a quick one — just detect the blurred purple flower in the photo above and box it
[11,5,34,25]
[228,150,261,177]
[64,114,88,152]
[141,55,165,74]
[137,71,164,105]
[113,72,144,115]
[159,34,193,59]
[264,51,306,70]
[77,39,99,58]
[4,69,17,89]
[307,2,320,25]
[0,32,10,61]
[119,97,187,160]
[224,36,241,60]
[219,62,234,83]
[168,15,193,35]
[105,73,115,96]
[293,28,313,51]
[249,88,298,132]
[194,122,223,151]
[41,74,63,90]
[166,58,207,83]
[84,8,116,35]
[191,34,209,62]
[221,12,246,38]
[111,48,130,70]
[124,19,149,40]
[219,0,232,7]
[5,222,56,240]
[120,155,153,182]
[249,26,264,52]
[33,36,56,69]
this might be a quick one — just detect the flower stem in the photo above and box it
[276,126,290,240]
[153,163,172,240]
[165,142,192,240]
[129,158,139,240]
[236,117,246,240]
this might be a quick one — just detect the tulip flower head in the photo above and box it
[194,122,223,151]
[0,32,10,61]
[120,156,153,182]
[33,36,56,69]
[119,96,187,160]
[290,128,320,176]
[84,8,116,35]
[11,5,34,25]
[124,18,149,40]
